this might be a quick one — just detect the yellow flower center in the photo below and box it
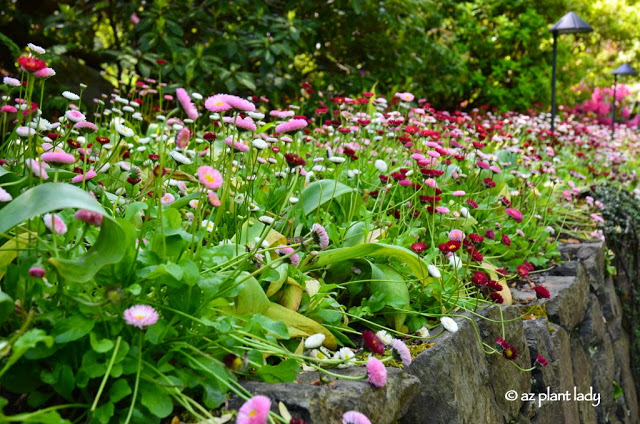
[205,174,214,183]
[134,314,145,320]
[249,410,257,417]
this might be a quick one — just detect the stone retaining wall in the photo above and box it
[238,242,639,424]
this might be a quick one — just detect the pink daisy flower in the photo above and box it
[64,110,86,123]
[1,105,17,113]
[394,92,415,102]
[366,357,387,388]
[391,338,412,366]
[74,209,103,226]
[123,304,159,329]
[71,168,97,183]
[161,193,176,205]
[207,191,221,207]
[452,190,466,196]
[343,411,372,424]
[26,159,49,180]
[275,245,300,267]
[212,94,256,112]
[224,137,250,152]
[41,149,76,165]
[275,119,307,133]
[34,67,56,78]
[176,88,199,120]
[448,229,465,241]
[197,166,223,190]
[175,127,191,149]
[311,223,330,250]
[237,395,271,424]
[223,116,257,131]
[43,213,67,235]
[74,121,98,133]
[0,187,12,202]
[204,95,232,112]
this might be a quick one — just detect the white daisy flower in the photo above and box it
[62,91,80,101]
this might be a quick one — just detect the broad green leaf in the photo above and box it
[0,183,127,283]
[370,263,411,330]
[265,264,289,296]
[304,243,431,286]
[140,381,173,418]
[343,221,366,247]
[89,333,114,353]
[109,379,132,403]
[53,316,95,343]
[256,359,300,383]
[297,179,353,216]
[93,401,115,424]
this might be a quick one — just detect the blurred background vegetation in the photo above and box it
[1,0,639,112]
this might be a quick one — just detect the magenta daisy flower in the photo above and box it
[64,110,86,123]
[71,168,97,183]
[197,166,223,190]
[505,208,523,223]
[237,395,271,424]
[343,411,372,424]
[311,223,329,250]
[123,304,159,329]
[275,118,307,133]
[366,357,387,388]
[28,267,46,278]
[224,137,250,152]
[223,116,257,131]
[176,88,199,120]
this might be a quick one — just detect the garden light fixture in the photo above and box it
[611,63,637,137]
[549,12,593,134]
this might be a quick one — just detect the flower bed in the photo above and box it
[0,45,638,423]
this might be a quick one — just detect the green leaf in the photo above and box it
[51,218,134,283]
[613,380,623,399]
[53,316,95,343]
[244,314,290,339]
[0,182,127,283]
[343,221,366,247]
[90,333,114,353]
[93,401,114,424]
[109,379,131,403]
[297,179,353,216]
[305,243,431,287]
[256,359,300,383]
[140,381,173,418]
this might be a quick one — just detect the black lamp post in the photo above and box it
[611,63,637,138]
[549,12,593,134]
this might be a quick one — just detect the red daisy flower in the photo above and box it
[534,355,549,368]
[516,265,529,277]
[534,285,551,299]
[438,240,461,253]
[410,242,428,253]
[362,330,385,354]
[471,271,489,286]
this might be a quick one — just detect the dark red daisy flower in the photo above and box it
[203,132,217,141]
[534,285,551,299]
[410,242,428,253]
[501,234,511,246]
[483,178,496,188]
[490,292,504,303]
[362,330,385,354]
[284,153,306,167]
[438,240,461,253]
[485,229,495,240]
[524,261,535,272]
[502,343,519,361]
[534,355,549,368]
[96,136,111,145]
[486,280,503,291]
[468,233,484,244]
[471,271,489,286]
[516,265,529,277]
[466,199,479,209]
